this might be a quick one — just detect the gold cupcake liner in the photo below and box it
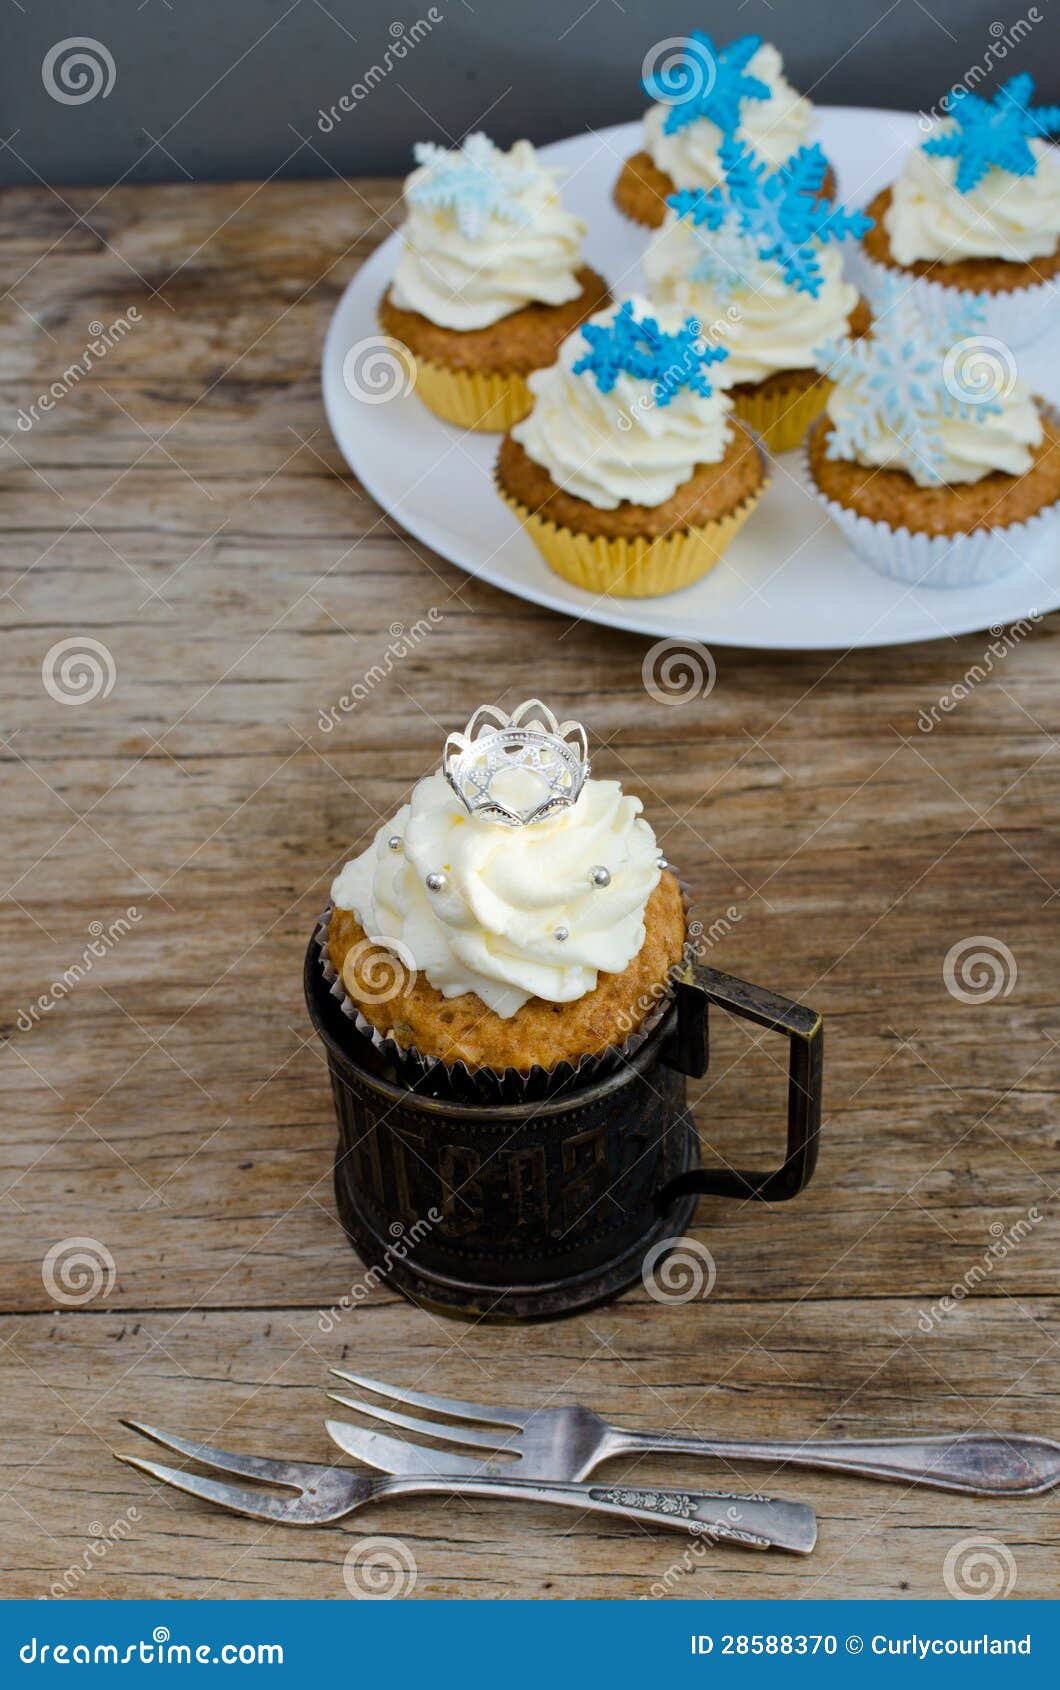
[497,478,767,598]
[731,375,833,454]
[412,357,532,432]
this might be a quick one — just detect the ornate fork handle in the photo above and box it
[384,1474,816,1553]
[615,1431,1060,1496]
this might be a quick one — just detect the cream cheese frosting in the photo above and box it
[390,135,587,331]
[512,296,733,509]
[643,43,813,191]
[331,770,662,1018]
[886,133,1060,266]
[825,376,1043,486]
[644,215,859,384]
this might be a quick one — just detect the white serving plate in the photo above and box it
[322,109,1060,650]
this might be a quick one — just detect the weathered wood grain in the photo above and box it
[0,177,1057,1601]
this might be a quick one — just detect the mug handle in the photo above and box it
[657,961,823,1206]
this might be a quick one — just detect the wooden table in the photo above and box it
[1,177,1057,1603]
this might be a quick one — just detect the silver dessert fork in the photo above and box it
[327,1369,1060,1496]
[116,1419,816,1551]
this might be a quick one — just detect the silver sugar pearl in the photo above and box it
[659,858,670,870]
[387,835,403,851]
[553,926,569,942]
[589,865,611,888]
[425,871,448,893]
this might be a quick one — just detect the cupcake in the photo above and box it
[378,132,609,431]
[496,297,766,597]
[804,275,1060,587]
[615,32,835,229]
[326,701,687,1082]
[644,138,872,452]
[859,75,1060,347]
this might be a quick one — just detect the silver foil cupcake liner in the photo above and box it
[314,876,698,1105]
[801,405,1060,590]
[851,247,1060,351]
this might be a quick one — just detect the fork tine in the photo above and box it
[115,1452,300,1523]
[326,1392,519,1456]
[326,1417,494,1478]
[329,1369,526,1429]
[120,1419,305,1486]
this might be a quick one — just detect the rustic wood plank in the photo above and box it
[1,176,1057,1602]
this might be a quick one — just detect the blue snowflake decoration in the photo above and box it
[813,275,999,483]
[408,132,537,239]
[573,301,728,405]
[644,32,770,139]
[923,74,1060,194]
[668,138,873,297]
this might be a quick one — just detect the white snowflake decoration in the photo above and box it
[813,275,1000,483]
[408,132,537,239]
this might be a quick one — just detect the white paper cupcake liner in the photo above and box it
[851,247,1060,351]
[801,405,1060,590]
[314,879,697,1105]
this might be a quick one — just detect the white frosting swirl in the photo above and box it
[331,771,662,1018]
[643,43,813,191]
[825,380,1043,486]
[512,297,733,509]
[644,215,859,384]
[391,137,586,331]
[886,133,1060,265]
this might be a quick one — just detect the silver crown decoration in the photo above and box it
[443,700,590,827]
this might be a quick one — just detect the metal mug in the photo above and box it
[304,934,824,1321]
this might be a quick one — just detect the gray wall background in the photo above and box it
[2,0,1058,189]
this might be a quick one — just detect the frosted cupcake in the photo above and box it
[860,75,1060,347]
[804,276,1060,587]
[379,133,609,430]
[615,33,834,229]
[495,297,766,597]
[326,701,687,1081]
[645,139,872,452]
